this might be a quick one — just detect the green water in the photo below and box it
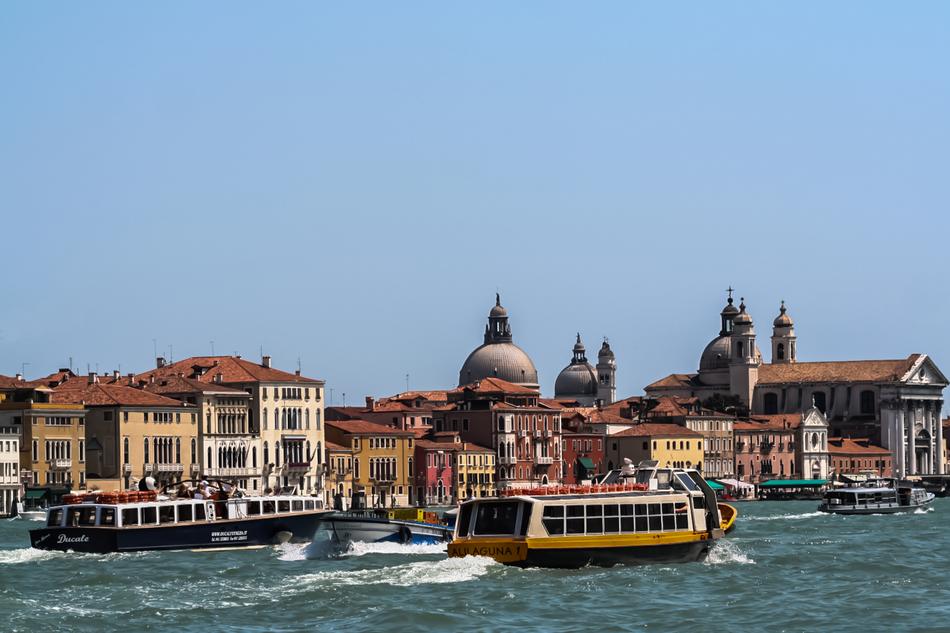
[1,500,948,632]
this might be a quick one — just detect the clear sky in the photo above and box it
[2,3,948,407]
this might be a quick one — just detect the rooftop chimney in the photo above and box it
[365,396,375,410]
[156,356,166,369]
[214,373,223,384]
[295,369,301,376]
[15,373,22,381]
[127,373,134,384]
[88,372,98,384]
[113,370,120,381]
[262,355,272,368]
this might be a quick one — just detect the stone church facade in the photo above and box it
[646,292,947,476]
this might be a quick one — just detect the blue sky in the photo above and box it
[2,3,948,406]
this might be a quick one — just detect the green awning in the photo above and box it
[24,489,49,500]
[759,479,828,488]
[705,480,725,490]
[577,457,596,470]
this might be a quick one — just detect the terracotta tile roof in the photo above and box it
[325,406,368,420]
[370,401,413,412]
[611,423,702,438]
[387,390,450,403]
[453,377,540,395]
[136,355,323,385]
[53,381,192,407]
[0,375,24,389]
[645,373,697,390]
[747,413,802,430]
[458,442,493,453]
[827,437,891,456]
[142,375,249,396]
[326,441,351,452]
[757,356,921,385]
[326,419,414,436]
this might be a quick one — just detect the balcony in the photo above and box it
[190,464,200,474]
[49,459,72,470]
[284,462,311,473]
[535,456,554,465]
[206,467,258,478]
[533,430,541,439]
[122,463,132,474]
[498,455,516,465]
[517,429,526,438]
[760,442,774,453]
[155,463,184,473]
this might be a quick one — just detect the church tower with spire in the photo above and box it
[596,338,616,404]
[771,301,796,364]
[729,298,759,406]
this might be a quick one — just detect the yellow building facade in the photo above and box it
[605,423,705,473]
[455,443,496,500]
[326,420,414,507]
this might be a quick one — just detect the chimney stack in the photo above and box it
[295,369,301,376]
[262,355,272,368]
[127,372,134,384]
[88,372,98,384]
[156,356,166,369]
[365,396,375,410]
[214,373,223,384]
[113,370,120,381]
[15,373,22,381]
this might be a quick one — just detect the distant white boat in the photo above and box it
[13,502,46,522]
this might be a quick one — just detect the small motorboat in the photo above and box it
[315,508,452,550]
[818,479,935,515]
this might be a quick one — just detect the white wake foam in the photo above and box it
[705,540,755,565]
[295,555,496,587]
[343,541,447,557]
[744,511,823,522]
[0,547,66,565]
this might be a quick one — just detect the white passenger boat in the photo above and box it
[29,484,329,553]
[818,479,935,515]
[448,461,736,568]
[314,508,452,548]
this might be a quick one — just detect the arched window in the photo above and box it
[206,412,212,434]
[763,393,779,415]
[305,409,310,429]
[776,343,785,360]
[208,446,212,467]
[812,391,827,413]
[859,390,875,416]
[736,341,744,358]
[144,438,150,464]
[190,438,196,464]
[263,408,268,429]
[263,442,269,466]
[273,407,278,430]
[175,438,181,463]
[252,446,258,468]
[306,441,311,464]
[275,442,281,467]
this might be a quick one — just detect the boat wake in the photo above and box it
[294,554,497,587]
[913,507,935,515]
[705,540,754,565]
[0,547,66,565]
[282,540,448,561]
[744,511,823,522]
[342,541,447,557]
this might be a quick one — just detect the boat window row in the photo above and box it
[48,497,319,527]
[245,498,316,515]
[541,502,691,535]
[826,491,897,505]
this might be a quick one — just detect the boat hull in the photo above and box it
[448,532,716,569]
[818,492,936,515]
[316,512,452,547]
[29,511,328,554]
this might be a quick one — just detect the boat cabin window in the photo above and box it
[67,506,97,527]
[100,507,116,526]
[195,504,206,521]
[178,504,193,522]
[263,500,276,514]
[122,507,139,526]
[278,500,290,513]
[542,500,689,536]
[142,506,158,525]
[457,503,474,537]
[305,500,315,511]
[472,501,520,535]
[675,473,699,491]
[292,500,304,512]
[47,508,63,527]
[159,506,175,524]
[247,500,261,516]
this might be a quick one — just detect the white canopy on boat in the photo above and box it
[717,479,754,491]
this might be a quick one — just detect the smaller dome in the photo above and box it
[721,295,739,316]
[489,293,507,318]
[773,301,793,327]
[733,299,753,325]
[700,336,731,371]
[555,362,598,398]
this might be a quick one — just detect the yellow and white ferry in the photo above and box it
[448,461,736,568]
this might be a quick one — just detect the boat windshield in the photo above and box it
[472,501,520,536]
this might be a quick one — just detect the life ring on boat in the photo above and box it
[397,525,412,545]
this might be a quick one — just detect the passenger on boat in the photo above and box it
[621,458,636,477]
[176,484,192,499]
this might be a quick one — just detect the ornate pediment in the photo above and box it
[901,355,949,387]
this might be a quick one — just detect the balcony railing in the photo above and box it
[498,455,516,465]
[49,459,72,470]
[122,463,132,474]
[154,463,184,473]
[206,467,258,478]
[283,462,311,473]
[533,430,542,439]
[535,456,554,465]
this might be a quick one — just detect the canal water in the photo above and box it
[2,500,948,632]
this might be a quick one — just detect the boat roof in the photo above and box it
[831,487,896,494]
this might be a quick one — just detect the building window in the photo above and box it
[263,442,269,466]
[32,440,38,462]
[859,390,875,416]
[123,438,130,464]
[776,343,785,360]
[191,438,196,464]
[79,440,85,463]
[812,391,827,413]
[144,438,150,463]
[763,393,779,415]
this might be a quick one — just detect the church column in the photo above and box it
[896,401,906,478]
[907,400,917,475]
[936,400,945,474]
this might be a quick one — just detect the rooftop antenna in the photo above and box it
[152,339,157,360]
[169,344,174,363]
[329,388,334,405]
[69,356,73,371]
[210,341,215,355]
[20,362,30,377]
[297,357,302,373]
[342,392,346,407]
[406,373,410,392]
[95,362,99,374]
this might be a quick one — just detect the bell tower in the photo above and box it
[596,338,616,404]
[729,298,759,405]
[771,300,796,364]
